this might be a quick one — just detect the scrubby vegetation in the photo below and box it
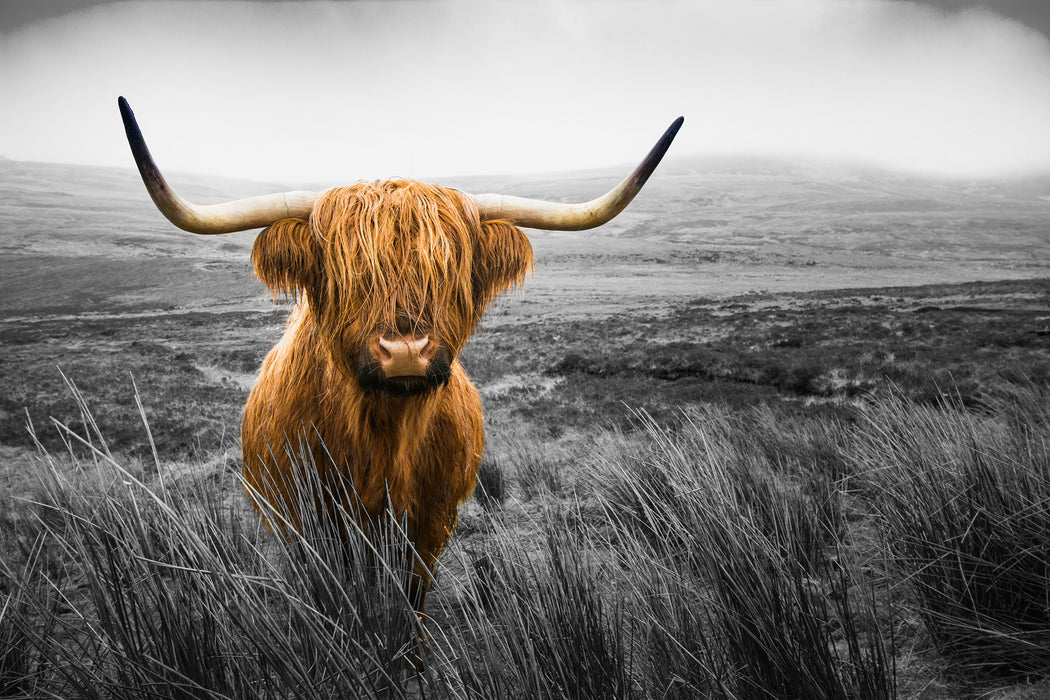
[3,278,1049,697]
[855,387,1050,679]
[3,378,1050,697]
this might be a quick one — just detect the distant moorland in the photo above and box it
[1,156,1049,698]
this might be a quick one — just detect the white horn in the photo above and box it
[470,116,683,231]
[118,97,319,234]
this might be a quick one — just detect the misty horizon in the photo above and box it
[8,144,1050,193]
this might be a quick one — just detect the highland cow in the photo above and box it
[118,96,682,611]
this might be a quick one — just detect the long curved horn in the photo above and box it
[118,97,319,234]
[470,116,683,231]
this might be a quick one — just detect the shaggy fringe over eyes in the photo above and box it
[310,181,482,354]
[252,218,318,301]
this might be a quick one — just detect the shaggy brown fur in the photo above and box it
[242,180,533,608]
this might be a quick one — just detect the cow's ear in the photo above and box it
[473,220,534,309]
[252,218,320,297]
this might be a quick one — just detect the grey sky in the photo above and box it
[4,0,1050,182]
[5,1,1050,39]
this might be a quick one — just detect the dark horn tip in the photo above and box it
[639,116,684,172]
[118,96,138,137]
[666,116,685,140]
[117,96,162,186]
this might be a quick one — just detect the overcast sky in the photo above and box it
[3,0,1050,183]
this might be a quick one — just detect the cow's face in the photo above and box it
[252,181,533,398]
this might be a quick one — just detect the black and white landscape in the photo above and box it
[3,2,1050,697]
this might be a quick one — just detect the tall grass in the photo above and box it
[854,387,1050,677]
[502,435,565,501]
[1,540,55,698]
[9,382,1050,696]
[597,409,894,699]
[4,396,433,698]
[443,512,635,699]
[473,456,507,512]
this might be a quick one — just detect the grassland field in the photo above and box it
[3,157,1048,474]
[2,156,1050,698]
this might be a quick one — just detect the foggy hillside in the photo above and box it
[2,156,1047,321]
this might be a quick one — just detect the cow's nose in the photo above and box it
[376,336,435,377]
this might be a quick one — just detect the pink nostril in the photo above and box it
[376,336,432,376]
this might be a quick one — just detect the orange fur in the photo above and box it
[242,180,532,605]
[251,217,318,300]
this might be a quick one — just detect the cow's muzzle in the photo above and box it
[358,334,451,398]
[376,336,436,377]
